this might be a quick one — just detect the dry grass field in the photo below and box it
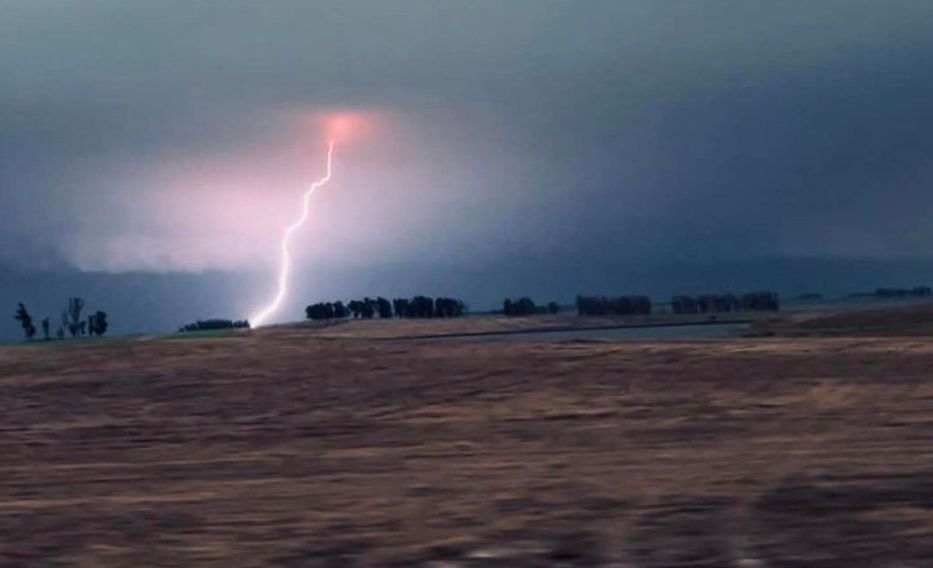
[2,314,933,566]
[756,301,933,338]
[286,312,752,340]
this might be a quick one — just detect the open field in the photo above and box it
[755,301,933,337]
[284,312,759,340]
[3,319,933,565]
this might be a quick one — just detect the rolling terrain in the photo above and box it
[2,311,933,565]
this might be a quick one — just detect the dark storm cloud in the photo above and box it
[3,0,933,334]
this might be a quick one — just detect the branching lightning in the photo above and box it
[249,140,335,327]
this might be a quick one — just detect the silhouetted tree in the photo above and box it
[305,302,338,320]
[503,297,537,316]
[13,303,36,340]
[41,317,50,340]
[333,301,348,319]
[739,291,779,311]
[315,295,466,320]
[88,311,108,336]
[64,297,85,338]
[410,296,434,318]
[671,295,697,314]
[360,297,376,319]
[392,298,409,318]
[547,302,560,314]
[672,291,778,314]
[432,297,465,317]
[576,295,652,316]
[376,297,393,319]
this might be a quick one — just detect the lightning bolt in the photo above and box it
[249,140,335,327]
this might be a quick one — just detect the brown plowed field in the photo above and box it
[2,325,933,566]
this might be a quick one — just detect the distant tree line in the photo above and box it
[671,291,780,314]
[575,295,651,316]
[178,319,250,333]
[12,297,108,341]
[501,298,560,316]
[305,296,467,321]
[306,301,348,320]
[874,286,932,298]
[848,286,932,299]
[502,297,535,316]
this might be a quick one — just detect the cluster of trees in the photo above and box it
[305,296,467,321]
[12,297,108,341]
[671,291,780,314]
[394,296,465,318]
[178,319,250,332]
[306,301,349,320]
[502,297,537,316]
[501,298,560,316]
[849,286,932,299]
[575,295,651,316]
[502,291,781,317]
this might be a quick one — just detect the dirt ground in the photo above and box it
[2,324,933,566]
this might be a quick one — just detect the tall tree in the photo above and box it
[333,301,348,319]
[65,297,85,338]
[89,311,108,336]
[360,297,376,319]
[13,303,36,340]
[392,298,410,318]
[41,317,50,340]
[376,297,393,319]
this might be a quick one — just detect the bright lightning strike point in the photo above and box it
[249,140,335,328]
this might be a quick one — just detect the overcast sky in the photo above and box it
[3,1,933,336]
